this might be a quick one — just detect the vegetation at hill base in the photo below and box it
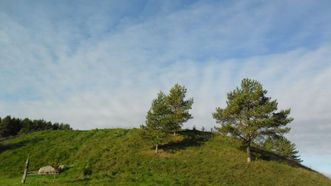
[0,116,71,139]
[0,129,330,186]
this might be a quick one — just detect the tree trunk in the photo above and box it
[155,144,158,154]
[173,131,176,136]
[246,145,252,163]
[21,154,29,184]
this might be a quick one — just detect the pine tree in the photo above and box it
[141,92,171,153]
[166,84,193,135]
[213,78,293,163]
[141,84,194,152]
[263,136,301,163]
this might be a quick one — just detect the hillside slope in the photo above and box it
[0,129,330,186]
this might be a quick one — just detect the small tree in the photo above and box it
[263,136,301,162]
[141,92,171,153]
[213,78,293,163]
[166,84,194,135]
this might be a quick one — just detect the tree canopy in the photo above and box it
[141,92,170,153]
[263,136,301,162]
[165,84,193,135]
[0,115,72,138]
[141,84,193,153]
[213,78,294,163]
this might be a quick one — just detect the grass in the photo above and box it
[0,129,330,185]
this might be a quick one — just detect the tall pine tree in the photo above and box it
[141,84,194,152]
[213,79,293,163]
[141,92,171,153]
[166,84,193,135]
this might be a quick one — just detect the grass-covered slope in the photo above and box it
[0,129,330,186]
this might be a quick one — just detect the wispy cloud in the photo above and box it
[1,0,331,176]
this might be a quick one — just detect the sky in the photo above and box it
[1,0,331,177]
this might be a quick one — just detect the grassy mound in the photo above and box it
[0,129,330,185]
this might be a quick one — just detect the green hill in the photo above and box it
[0,129,330,186]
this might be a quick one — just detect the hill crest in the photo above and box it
[0,129,330,185]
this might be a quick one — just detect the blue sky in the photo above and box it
[1,0,331,177]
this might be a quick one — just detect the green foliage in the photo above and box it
[141,92,170,152]
[0,115,72,138]
[0,116,22,138]
[263,136,302,163]
[0,129,330,185]
[141,84,193,152]
[165,84,194,133]
[213,78,294,162]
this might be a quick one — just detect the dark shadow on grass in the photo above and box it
[160,129,213,153]
[0,138,41,153]
[244,146,316,172]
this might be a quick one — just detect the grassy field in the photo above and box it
[0,129,330,185]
